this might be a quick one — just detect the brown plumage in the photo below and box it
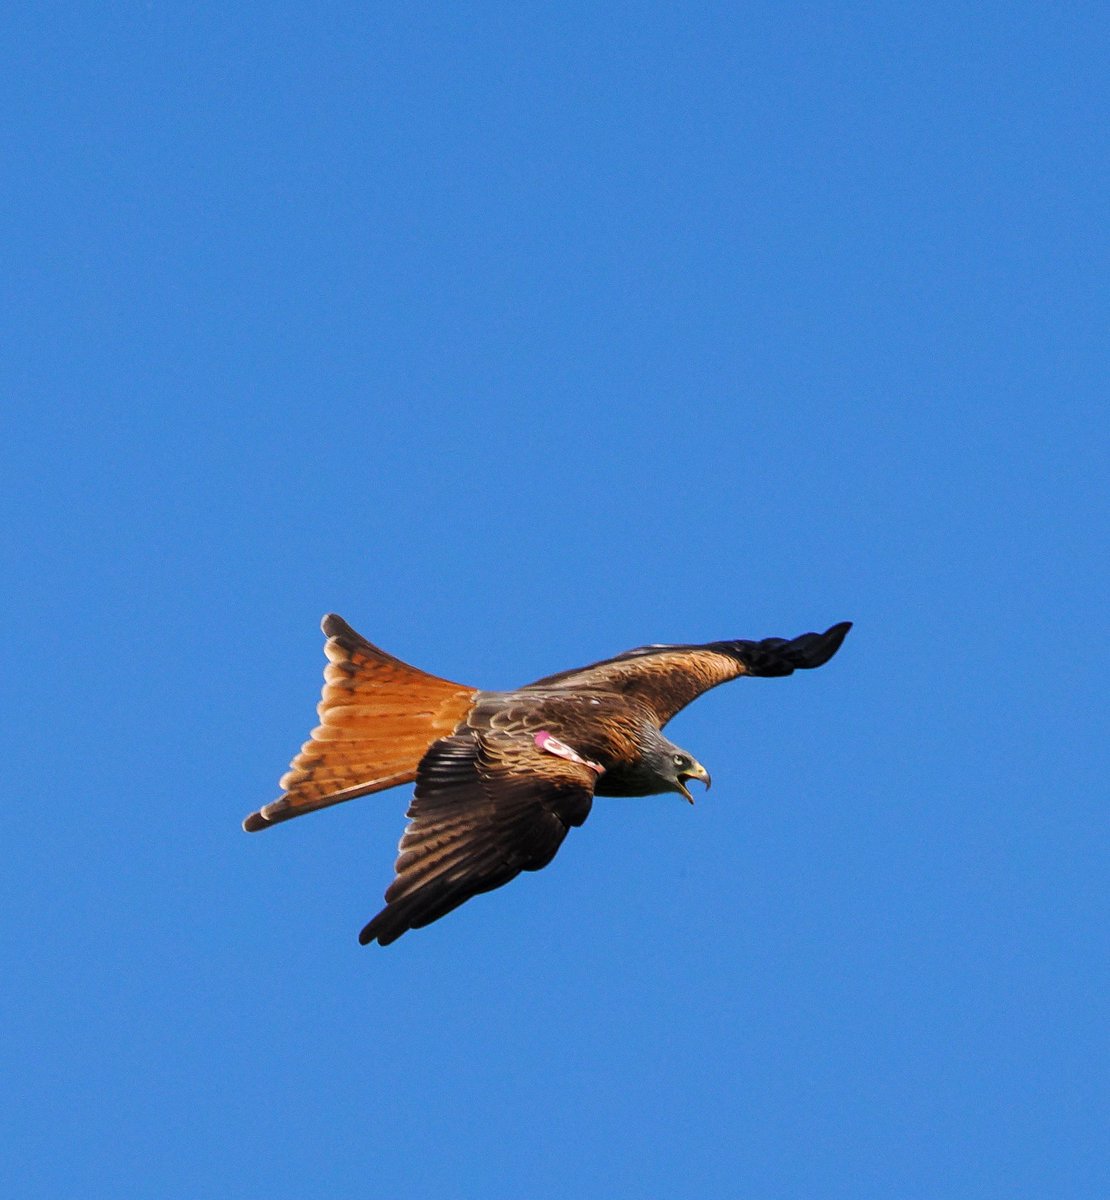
[244,614,851,945]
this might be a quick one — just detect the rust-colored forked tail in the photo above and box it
[243,615,477,832]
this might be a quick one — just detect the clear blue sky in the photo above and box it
[3,5,1106,1198]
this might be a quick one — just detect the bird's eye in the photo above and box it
[673,754,688,769]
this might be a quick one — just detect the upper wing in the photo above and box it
[358,728,597,946]
[524,621,852,727]
[243,614,477,831]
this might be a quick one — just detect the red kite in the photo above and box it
[245,615,851,945]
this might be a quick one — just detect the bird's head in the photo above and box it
[649,735,711,804]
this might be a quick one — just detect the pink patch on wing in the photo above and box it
[534,731,604,774]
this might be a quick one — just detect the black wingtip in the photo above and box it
[817,620,852,664]
[358,910,401,946]
[718,620,853,677]
[781,620,852,671]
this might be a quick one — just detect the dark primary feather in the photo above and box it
[707,621,852,677]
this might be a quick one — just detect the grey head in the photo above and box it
[596,724,711,803]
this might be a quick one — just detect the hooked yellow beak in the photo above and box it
[676,760,712,804]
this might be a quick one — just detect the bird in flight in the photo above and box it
[244,615,851,945]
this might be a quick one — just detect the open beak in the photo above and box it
[677,760,712,804]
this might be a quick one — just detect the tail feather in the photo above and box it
[243,615,476,831]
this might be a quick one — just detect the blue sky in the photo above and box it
[3,5,1106,1197]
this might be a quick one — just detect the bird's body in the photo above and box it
[461,688,661,793]
[245,614,851,945]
